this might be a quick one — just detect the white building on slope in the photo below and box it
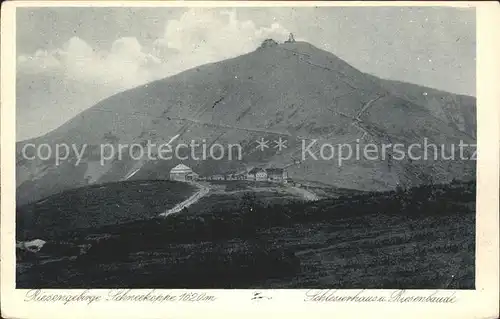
[169,164,199,181]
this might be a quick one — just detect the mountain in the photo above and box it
[16,41,476,206]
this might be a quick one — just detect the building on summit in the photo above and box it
[266,168,288,182]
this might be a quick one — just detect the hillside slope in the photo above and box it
[16,41,476,205]
[373,77,476,139]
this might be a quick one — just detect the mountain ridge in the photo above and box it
[16,40,476,206]
[17,41,475,144]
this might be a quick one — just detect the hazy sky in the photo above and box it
[16,6,475,140]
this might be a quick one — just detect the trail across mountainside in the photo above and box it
[285,185,319,201]
[160,182,210,217]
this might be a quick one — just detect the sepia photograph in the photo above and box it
[14,5,478,289]
[2,2,499,319]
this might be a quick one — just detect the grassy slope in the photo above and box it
[17,181,475,289]
[375,77,476,139]
[16,180,196,240]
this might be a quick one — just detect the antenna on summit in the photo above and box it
[285,33,296,43]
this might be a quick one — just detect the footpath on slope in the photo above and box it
[160,181,210,217]
[285,184,320,201]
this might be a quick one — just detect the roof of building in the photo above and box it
[170,164,193,173]
[248,168,266,174]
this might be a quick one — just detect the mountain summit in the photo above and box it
[16,40,476,205]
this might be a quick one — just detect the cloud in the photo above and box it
[162,9,287,57]
[18,9,290,90]
[17,49,62,73]
[155,9,289,73]
[19,36,162,89]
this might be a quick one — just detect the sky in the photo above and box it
[16,6,476,141]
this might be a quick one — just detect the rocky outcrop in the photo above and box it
[17,239,46,252]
